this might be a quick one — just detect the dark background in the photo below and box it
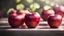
[0,0,16,17]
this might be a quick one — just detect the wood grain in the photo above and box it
[0,18,64,36]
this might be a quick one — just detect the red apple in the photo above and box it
[8,9,31,28]
[60,6,64,12]
[8,10,25,28]
[25,12,40,28]
[60,5,64,17]
[41,9,55,21]
[0,10,3,18]
[52,4,60,13]
[52,4,63,17]
[48,14,62,28]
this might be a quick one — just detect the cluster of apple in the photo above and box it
[8,9,40,28]
[8,4,64,28]
[41,4,64,28]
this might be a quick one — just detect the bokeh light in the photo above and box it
[16,4,25,10]
[26,0,33,3]
[7,8,14,15]
[30,3,40,12]
[16,0,21,3]
[30,3,40,9]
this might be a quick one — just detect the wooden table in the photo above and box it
[0,18,64,36]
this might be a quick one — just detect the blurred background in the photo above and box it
[0,0,64,17]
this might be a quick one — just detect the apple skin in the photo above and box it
[48,14,62,28]
[8,10,25,28]
[0,10,3,18]
[41,9,55,21]
[25,12,40,28]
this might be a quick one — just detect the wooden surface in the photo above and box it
[0,18,64,36]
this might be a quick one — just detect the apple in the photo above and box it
[25,12,40,28]
[52,4,60,13]
[0,10,3,18]
[52,4,63,18]
[48,14,62,28]
[41,9,55,21]
[8,9,31,28]
[60,5,64,17]
[8,10,25,28]
[60,6,64,12]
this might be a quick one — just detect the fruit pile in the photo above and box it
[8,4,64,28]
[8,9,40,28]
[41,4,64,28]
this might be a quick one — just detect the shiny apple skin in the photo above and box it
[25,12,40,28]
[8,10,25,28]
[41,9,55,21]
[48,14,62,28]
